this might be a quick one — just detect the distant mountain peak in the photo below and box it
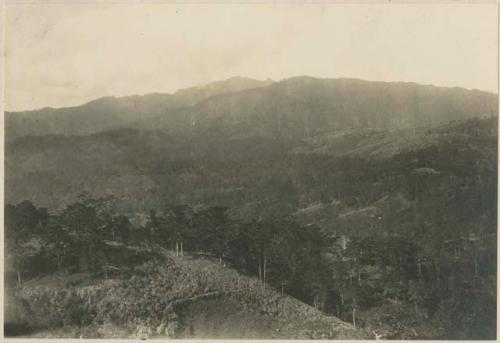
[175,76,274,95]
[6,76,497,142]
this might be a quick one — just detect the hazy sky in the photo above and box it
[4,3,498,111]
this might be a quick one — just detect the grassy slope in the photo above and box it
[10,251,365,339]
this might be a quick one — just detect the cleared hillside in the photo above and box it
[7,251,364,339]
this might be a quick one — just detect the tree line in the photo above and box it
[4,197,331,297]
[5,187,496,339]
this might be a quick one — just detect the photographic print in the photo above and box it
[2,2,498,340]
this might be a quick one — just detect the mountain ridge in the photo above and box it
[6,76,497,141]
[5,76,273,140]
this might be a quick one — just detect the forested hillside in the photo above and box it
[4,77,497,339]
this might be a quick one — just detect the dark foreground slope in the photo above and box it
[6,251,364,339]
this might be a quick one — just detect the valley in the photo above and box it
[4,76,498,339]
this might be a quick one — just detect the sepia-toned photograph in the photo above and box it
[2,2,498,340]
